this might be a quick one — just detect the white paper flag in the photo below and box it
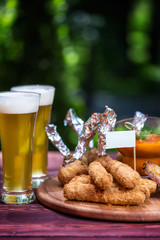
[105,130,136,149]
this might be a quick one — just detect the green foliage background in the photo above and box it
[0,0,160,151]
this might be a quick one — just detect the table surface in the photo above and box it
[1,152,160,240]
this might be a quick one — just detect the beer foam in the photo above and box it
[0,92,40,114]
[11,85,55,106]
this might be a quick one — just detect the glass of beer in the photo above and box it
[0,91,40,204]
[11,85,55,187]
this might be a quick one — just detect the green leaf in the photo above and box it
[136,129,151,140]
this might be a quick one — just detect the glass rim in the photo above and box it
[11,84,55,91]
[116,116,160,135]
[11,85,55,106]
[0,91,41,98]
[0,91,40,114]
[116,116,160,124]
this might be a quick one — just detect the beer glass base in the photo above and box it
[32,175,48,188]
[1,190,36,205]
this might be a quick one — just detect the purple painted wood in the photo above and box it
[0,152,160,239]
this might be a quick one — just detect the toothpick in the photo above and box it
[133,146,136,171]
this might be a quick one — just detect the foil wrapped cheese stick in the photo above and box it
[45,124,88,185]
[64,108,84,136]
[98,106,117,156]
[132,111,147,132]
[64,108,94,149]
[45,124,71,162]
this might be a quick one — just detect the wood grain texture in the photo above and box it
[37,175,160,222]
[1,152,160,239]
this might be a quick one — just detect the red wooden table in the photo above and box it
[1,151,160,239]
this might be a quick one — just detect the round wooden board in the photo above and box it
[37,176,160,222]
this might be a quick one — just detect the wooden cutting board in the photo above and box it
[37,176,160,222]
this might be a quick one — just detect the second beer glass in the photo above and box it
[11,85,55,187]
[0,91,40,204]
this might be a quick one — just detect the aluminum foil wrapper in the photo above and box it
[98,106,117,156]
[64,108,84,135]
[132,111,147,132]
[64,108,94,148]
[73,112,102,160]
[45,124,71,160]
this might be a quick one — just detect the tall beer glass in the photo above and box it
[0,91,40,204]
[11,85,55,187]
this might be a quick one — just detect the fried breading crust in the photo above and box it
[116,152,123,161]
[96,155,140,189]
[87,147,98,165]
[63,175,146,205]
[138,178,157,195]
[88,161,113,189]
[143,161,160,187]
[58,160,88,185]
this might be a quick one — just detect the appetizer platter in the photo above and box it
[37,107,160,222]
[37,175,160,222]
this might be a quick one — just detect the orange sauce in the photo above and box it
[118,134,160,175]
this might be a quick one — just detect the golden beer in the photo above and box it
[1,112,36,192]
[32,105,52,178]
[0,92,40,204]
[11,85,55,187]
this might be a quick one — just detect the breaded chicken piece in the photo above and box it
[87,147,98,165]
[58,160,88,185]
[63,175,146,205]
[134,180,151,199]
[96,155,140,189]
[69,174,93,184]
[110,179,150,199]
[64,175,102,203]
[138,178,157,195]
[81,154,88,166]
[143,161,160,187]
[88,161,113,189]
[103,184,146,206]
[116,152,123,161]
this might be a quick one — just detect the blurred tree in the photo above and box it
[0,0,160,150]
[0,0,87,150]
[65,0,160,117]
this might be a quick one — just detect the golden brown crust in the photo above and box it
[88,161,113,189]
[62,158,157,206]
[68,174,93,184]
[103,186,146,205]
[87,147,99,165]
[63,175,146,205]
[138,178,157,195]
[81,154,88,166]
[58,160,88,185]
[143,161,160,187]
[116,152,123,161]
[96,156,140,189]
[63,175,103,203]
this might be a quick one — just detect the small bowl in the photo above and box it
[115,117,160,175]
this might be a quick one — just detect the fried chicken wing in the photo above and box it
[88,161,113,190]
[63,175,146,205]
[96,155,140,189]
[143,161,160,187]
